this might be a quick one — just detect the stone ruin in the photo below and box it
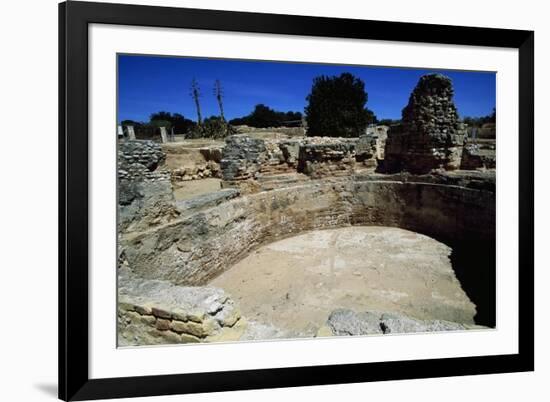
[384,74,466,174]
[218,134,379,192]
[117,140,178,232]
[116,73,497,346]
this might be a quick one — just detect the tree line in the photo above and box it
[121,72,494,139]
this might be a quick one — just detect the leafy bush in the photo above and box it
[187,116,234,139]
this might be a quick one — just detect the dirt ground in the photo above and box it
[211,226,476,335]
[173,178,222,201]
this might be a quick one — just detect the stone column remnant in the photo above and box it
[384,74,465,174]
[159,126,168,144]
[126,125,136,140]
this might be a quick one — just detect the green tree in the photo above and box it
[305,73,373,137]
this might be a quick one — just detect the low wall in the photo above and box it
[219,135,377,191]
[162,143,223,181]
[122,176,495,287]
[118,269,244,346]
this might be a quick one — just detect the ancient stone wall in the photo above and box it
[162,144,223,182]
[365,125,388,160]
[297,142,356,178]
[121,173,495,286]
[220,134,379,190]
[461,142,497,170]
[118,268,245,346]
[118,140,176,232]
[118,140,168,182]
[220,135,268,181]
[384,74,466,173]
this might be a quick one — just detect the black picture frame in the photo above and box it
[59,1,534,400]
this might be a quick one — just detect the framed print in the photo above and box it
[59,1,534,400]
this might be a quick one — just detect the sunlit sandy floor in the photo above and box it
[211,226,476,335]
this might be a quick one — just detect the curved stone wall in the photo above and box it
[122,176,495,287]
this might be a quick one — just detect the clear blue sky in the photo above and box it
[118,54,496,123]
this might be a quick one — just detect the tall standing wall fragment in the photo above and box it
[384,74,466,174]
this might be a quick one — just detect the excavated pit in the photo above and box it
[121,174,496,331]
[211,226,477,335]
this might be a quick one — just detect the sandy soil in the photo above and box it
[173,178,222,201]
[211,226,476,335]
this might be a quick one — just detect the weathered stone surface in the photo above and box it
[155,318,171,330]
[168,318,219,338]
[213,300,241,327]
[206,318,248,343]
[278,141,301,167]
[122,173,495,287]
[315,325,334,338]
[220,135,267,181]
[327,309,384,335]
[175,189,240,216]
[384,74,466,174]
[180,333,201,343]
[297,142,356,178]
[118,140,166,176]
[220,134,385,188]
[151,329,182,344]
[355,134,377,163]
[379,312,465,334]
[118,302,135,312]
[118,180,178,232]
[125,311,142,324]
[162,142,224,182]
[134,305,152,315]
[118,140,178,233]
[152,307,171,319]
[326,309,469,336]
[117,268,244,346]
[140,315,156,325]
[461,142,496,170]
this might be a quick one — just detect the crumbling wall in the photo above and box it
[297,142,356,178]
[220,135,268,181]
[121,173,495,286]
[220,135,379,190]
[118,268,245,346]
[163,144,223,182]
[365,125,388,160]
[118,140,178,232]
[461,142,497,170]
[384,74,466,174]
